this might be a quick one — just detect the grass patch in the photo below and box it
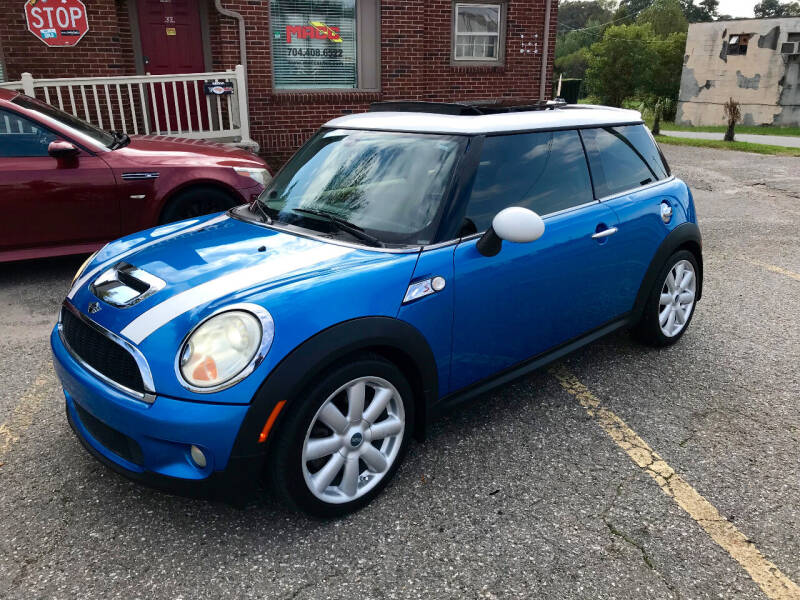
[651,121,800,137]
[654,134,800,157]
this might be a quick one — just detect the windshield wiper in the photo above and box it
[249,199,273,224]
[291,208,385,248]
[109,130,131,150]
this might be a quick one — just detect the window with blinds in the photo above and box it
[270,0,358,89]
[454,3,501,61]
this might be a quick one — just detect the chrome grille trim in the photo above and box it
[59,302,156,404]
[121,172,159,180]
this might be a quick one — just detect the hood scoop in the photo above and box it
[91,262,165,308]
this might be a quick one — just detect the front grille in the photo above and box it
[61,308,144,393]
[73,402,144,466]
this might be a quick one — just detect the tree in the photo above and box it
[621,0,717,22]
[681,0,719,22]
[723,97,741,142]
[586,24,657,106]
[557,0,615,33]
[646,31,687,99]
[640,97,674,134]
[555,47,591,79]
[617,0,655,18]
[555,18,607,60]
[753,0,800,17]
[637,0,688,36]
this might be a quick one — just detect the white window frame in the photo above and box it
[452,2,505,66]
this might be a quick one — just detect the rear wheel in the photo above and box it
[634,250,699,346]
[159,187,240,224]
[267,356,413,517]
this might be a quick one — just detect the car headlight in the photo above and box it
[178,307,274,390]
[72,250,100,286]
[233,167,271,187]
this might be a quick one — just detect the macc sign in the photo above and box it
[25,0,89,47]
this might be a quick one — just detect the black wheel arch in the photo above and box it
[158,180,244,223]
[230,317,439,461]
[632,222,703,320]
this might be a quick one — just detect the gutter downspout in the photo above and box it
[539,0,553,101]
[214,0,247,94]
[214,0,257,151]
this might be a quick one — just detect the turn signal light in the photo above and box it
[192,356,218,382]
[258,400,287,443]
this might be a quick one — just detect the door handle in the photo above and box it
[591,227,618,239]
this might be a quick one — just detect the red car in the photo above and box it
[0,89,270,262]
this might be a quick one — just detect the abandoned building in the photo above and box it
[677,17,800,127]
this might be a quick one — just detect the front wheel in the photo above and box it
[633,250,699,347]
[267,356,414,517]
[159,187,240,224]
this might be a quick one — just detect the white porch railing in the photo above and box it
[0,64,256,150]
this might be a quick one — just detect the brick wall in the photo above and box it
[212,0,559,168]
[1,0,558,169]
[0,0,136,80]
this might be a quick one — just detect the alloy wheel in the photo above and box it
[659,259,697,337]
[301,376,405,504]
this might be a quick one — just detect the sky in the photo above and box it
[713,0,755,18]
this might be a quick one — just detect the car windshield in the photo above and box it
[255,128,466,246]
[12,95,117,148]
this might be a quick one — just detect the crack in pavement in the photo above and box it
[550,365,800,600]
[601,476,681,598]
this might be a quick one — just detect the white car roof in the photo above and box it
[325,105,643,135]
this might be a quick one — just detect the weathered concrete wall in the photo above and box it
[676,17,800,126]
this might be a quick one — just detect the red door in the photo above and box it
[136,0,206,132]
[0,108,119,253]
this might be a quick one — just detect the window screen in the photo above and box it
[581,125,668,199]
[463,130,594,233]
[0,109,58,157]
[453,3,502,61]
[270,0,357,89]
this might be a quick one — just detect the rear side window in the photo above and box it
[463,129,594,232]
[581,125,669,199]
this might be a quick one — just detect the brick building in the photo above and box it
[0,0,559,168]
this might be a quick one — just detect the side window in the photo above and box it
[0,109,58,157]
[463,129,594,233]
[581,125,667,199]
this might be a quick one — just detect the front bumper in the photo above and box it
[52,326,264,501]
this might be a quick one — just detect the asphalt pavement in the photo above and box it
[1,145,799,599]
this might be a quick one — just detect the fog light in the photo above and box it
[190,445,207,468]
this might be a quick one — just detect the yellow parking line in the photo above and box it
[550,365,800,600]
[0,371,55,462]
[751,260,800,282]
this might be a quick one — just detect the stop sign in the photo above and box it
[25,0,89,47]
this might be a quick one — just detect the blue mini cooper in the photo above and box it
[52,101,702,516]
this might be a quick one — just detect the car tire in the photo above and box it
[159,187,241,224]
[633,249,700,347]
[266,354,414,518]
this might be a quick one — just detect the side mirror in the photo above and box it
[476,207,545,257]
[48,140,80,160]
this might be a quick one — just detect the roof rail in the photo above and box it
[369,99,569,116]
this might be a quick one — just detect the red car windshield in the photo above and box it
[12,95,117,148]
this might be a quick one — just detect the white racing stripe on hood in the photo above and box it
[120,244,354,344]
[68,214,230,300]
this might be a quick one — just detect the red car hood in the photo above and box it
[107,135,266,169]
